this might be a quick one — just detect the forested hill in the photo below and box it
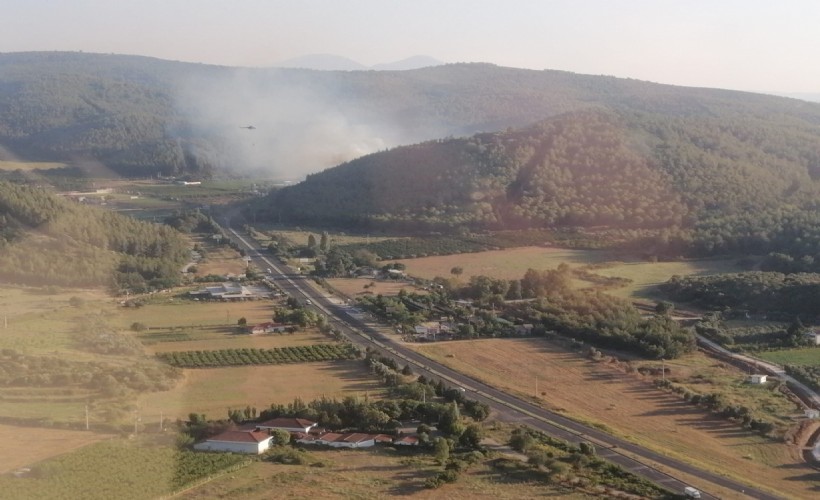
[0,180,189,289]
[3,51,820,178]
[258,109,820,262]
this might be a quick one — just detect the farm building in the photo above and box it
[257,417,318,433]
[189,282,255,300]
[804,330,820,345]
[295,431,394,448]
[314,432,376,448]
[193,430,272,454]
[248,322,289,334]
[748,374,768,384]
[394,435,420,446]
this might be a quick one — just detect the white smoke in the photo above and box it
[172,68,400,179]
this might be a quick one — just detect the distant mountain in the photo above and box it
[2,51,820,182]
[273,54,368,71]
[781,93,820,103]
[257,108,820,261]
[272,53,443,71]
[370,55,444,71]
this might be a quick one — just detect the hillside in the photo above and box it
[3,51,820,179]
[256,109,820,262]
[0,180,189,289]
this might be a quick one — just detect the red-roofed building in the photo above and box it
[394,435,420,446]
[193,430,273,454]
[257,417,318,433]
[314,432,377,448]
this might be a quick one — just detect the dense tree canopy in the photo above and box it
[0,180,189,290]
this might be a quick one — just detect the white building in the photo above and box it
[748,374,768,384]
[193,430,273,454]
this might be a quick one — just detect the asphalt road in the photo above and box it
[227,226,783,500]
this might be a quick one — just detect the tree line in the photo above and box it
[0,180,189,291]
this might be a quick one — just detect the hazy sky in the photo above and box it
[3,0,819,93]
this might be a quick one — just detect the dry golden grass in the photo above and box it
[138,360,385,422]
[326,278,420,298]
[193,243,248,276]
[180,447,585,500]
[397,247,735,300]
[0,424,112,473]
[0,160,67,171]
[411,338,818,499]
[398,246,606,281]
[144,330,336,353]
[115,298,278,331]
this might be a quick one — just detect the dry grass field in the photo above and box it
[398,247,735,300]
[0,160,67,171]
[398,246,608,281]
[138,360,385,422]
[326,277,421,299]
[143,330,336,353]
[0,424,112,474]
[192,241,249,276]
[260,228,398,247]
[411,338,818,499]
[180,447,586,500]
[115,298,278,331]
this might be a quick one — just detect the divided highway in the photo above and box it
[227,226,782,500]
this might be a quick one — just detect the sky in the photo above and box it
[3,0,819,94]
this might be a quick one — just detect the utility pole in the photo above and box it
[661,359,666,383]
[159,412,163,432]
[535,376,538,398]
[85,403,89,431]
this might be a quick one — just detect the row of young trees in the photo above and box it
[157,344,360,369]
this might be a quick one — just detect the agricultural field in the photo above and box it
[189,241,250,276]
[0,424,112,474]
[411,338,817,499]
[326,277,421,299]
[0,436,248,500]
[138,360,386,422]
[179,446,587,500]
[114,296,278,332]
[0,160,68,171]
[257,228,398,247]
[755,348,820,366]
[398,246,736,300]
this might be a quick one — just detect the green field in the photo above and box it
[590,258,741,299]
[755,348,820,366]
[0,437,247,500]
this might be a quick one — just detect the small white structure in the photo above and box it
[194,430,272,454]
[804,330,820,345]
[805,409,820,419]
[249,322,289,334]
[189,282,255,300]
[257,417,317,433]
[748,374,768,384]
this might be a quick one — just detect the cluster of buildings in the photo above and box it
[193,417,421,455]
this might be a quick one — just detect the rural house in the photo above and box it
[748,374,768,384]
[193,430,273,454]
[804,330,820,345]
[248,322,288,334]
[256,417,318,433]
